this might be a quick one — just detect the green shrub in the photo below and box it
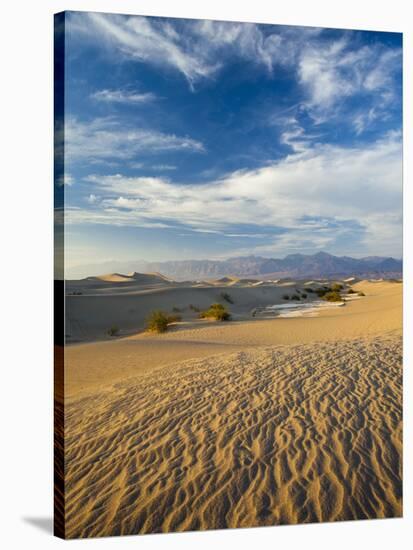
[146,310,170,333]
[189,304,200,312]
[107,325,119,337]
[291,294,300,300]
[322,291,343,302]
[220,291,234,304]
[315,288,327,297]
[200,303,231,321]
[172,306,181,313]
[306,288,314,293]
[282,294,290,300]
[301,293,307,299]
[331,283,343,292]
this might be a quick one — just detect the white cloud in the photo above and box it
[192,21,322,74]
[352,107,379,135]
[67,132,402,255]
[69,13,321,89]
[299,39,353,111]
[70,13,400,119]
[65,117,204,163]
[363,49,401,94]
[65,205,170,229]
[91,89,157,104]
[298,38,401,122]
[231,226,342,259]
[127,162,177,171]
[56,172,73,186]
[73,13,221,89]
[279,117,318,153]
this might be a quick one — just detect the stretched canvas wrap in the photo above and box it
[54,11,403,539]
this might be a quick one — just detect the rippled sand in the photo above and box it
[64,332,402,537]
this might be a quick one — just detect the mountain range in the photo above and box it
[70,252,402,281]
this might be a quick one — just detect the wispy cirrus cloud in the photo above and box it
[191,20,317,74]
[352,107,380,136]
[69,13,401,133]
[298,38,402,123]
[65,117,204,163]
[91,88,157,104]
[69,13,321,88]
[70,12,221,89]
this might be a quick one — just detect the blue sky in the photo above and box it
[61,12,402,277]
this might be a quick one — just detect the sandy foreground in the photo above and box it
[63,281,402,537]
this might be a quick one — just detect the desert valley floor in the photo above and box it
[61,279,402,538]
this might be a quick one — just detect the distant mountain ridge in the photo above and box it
[143,252,402,280]
[69,252,402,281]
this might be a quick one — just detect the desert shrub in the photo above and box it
[301,293,307,299]
[189,304,200,312]
[200,303,231,321]
[347,288,356,294]
[146,310,170,333]
[107,325,119,337]
[172,306,181,313]
[306,288,314,293]
[322,291,343,302]
[220,291,234,304]
[331,283,343,292]
[291,294,300,300]
[358,291,366,297]
[315,288,327,297]
[167,313,182,323]
[296,289,301,294]
[282,294,290,300]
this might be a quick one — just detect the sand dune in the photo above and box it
[68,271,173,293]
[90,273,138,283]
[65,283,300,341]
[65,334,402,538]
[87,271,172,284]
[64,276,365,342]
[63,280,402,538]
[65,280,402,397]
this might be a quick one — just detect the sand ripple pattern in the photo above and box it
[65,334,402,538]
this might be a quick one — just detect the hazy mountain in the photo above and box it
[68,252,401,281]
[142,252,402,280]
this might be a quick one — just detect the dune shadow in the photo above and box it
[22,516,53,534]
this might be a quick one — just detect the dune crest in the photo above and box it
[85,271,172,285]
